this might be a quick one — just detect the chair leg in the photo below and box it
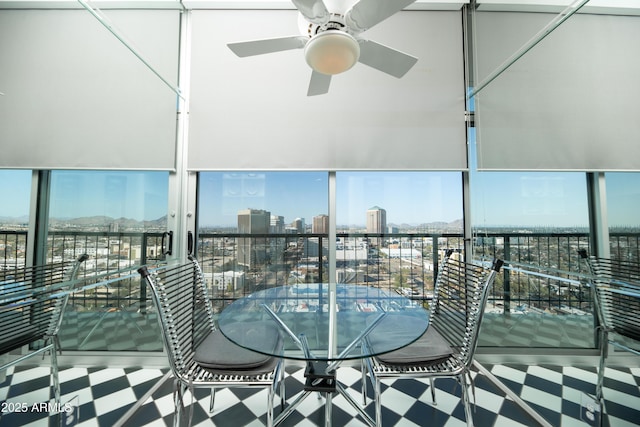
[50,341,61,407]
[361,359,367,406]
[459,374,474,427]
[267,385,275,427]
[430,378,436,405]
[173,381,187,427]
[279,361,286,410]
[209,388,216,413]
[374,377,382,427]
[596,330,608,403]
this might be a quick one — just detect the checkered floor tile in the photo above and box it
[1,362,639,426]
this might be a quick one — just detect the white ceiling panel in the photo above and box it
[476,0,640,15]
[187,9,468,171]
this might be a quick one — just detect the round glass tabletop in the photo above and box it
[217,283,429,362]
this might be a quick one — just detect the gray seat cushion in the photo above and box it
[365,314,453,366]
[194,322,281,372]
[376,327,453,366]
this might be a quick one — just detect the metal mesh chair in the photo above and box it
[0,253,88,406]
[578,250,640,410]
[362,252,503,427]
[138,257,285,427]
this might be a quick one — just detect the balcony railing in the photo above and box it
[0,230,166,351]
[2,228,640,350]
[0,230,28,270]
[195,232,465,314]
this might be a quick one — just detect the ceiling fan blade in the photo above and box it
[307,71,331,96]
[291,0,330,25]
[357,39,418,78]
[345,0,417,33]
[228,36,308,57]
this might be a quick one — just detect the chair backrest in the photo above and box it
[50,253,91,336]
[1,254,88,355]
[138,257,214,376]
[579,250,640,343]
[430,252,502,368]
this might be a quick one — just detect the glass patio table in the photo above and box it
[218,283,429,427]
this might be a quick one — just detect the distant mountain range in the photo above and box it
[0,215,29,224]
[0,215,167,230]
[2,215,461,230]
[4,215,625,232]
[389,219,464,231]
[51,215,168,230]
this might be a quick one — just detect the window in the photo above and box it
[471,169,592,348]
[197,172,329,311]
[472,172,588,231]
[336,171,463,300]
[606,172,640,262]
[0,170,31,267]
[198,172,328,232]
[48,170,169,351]
[336,172,463,233]
[196,171,464,310]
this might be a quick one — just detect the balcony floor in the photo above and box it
[1,362,639,427]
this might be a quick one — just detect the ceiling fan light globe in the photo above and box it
[304,31,360,75]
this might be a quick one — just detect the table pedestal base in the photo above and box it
[273,365,375,427]
[304,361,336,393]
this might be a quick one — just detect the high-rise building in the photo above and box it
[291,217,305,233]
[238,208,270,233]
[237,208,270,268]
[366,206,387,234]
[270,215,285,233]
[312,214,329,234]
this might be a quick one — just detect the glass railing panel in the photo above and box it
[58,272,163,352]
[49,231,165,351]
[474,231,596,348]
[5,228,640,351]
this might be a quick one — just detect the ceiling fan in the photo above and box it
[227,0,419,96]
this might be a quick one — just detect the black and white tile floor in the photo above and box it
[1,362,639,427]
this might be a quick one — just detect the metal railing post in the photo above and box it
[432,236,440,286]
[139,233,149,314]
[504,236,511,314]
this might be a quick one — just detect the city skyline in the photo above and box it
[2,169,639,229]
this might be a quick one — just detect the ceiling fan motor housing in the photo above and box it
[304,30,360,75]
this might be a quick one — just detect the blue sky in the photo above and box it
[198,171,464,227]
[0,169,31,217]
[2,168,639,228]
[471,171,589,228]
[0,170,167,221]
[336,172,462,226]
[47,171,168,221]
[198,172,328,227]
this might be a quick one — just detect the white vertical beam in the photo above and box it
[167,9,192,263]
[328,171,337,358]
[462,171,473,261]
[27,171,44,267]
[462,3,474,261]
[587,172,610,258]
